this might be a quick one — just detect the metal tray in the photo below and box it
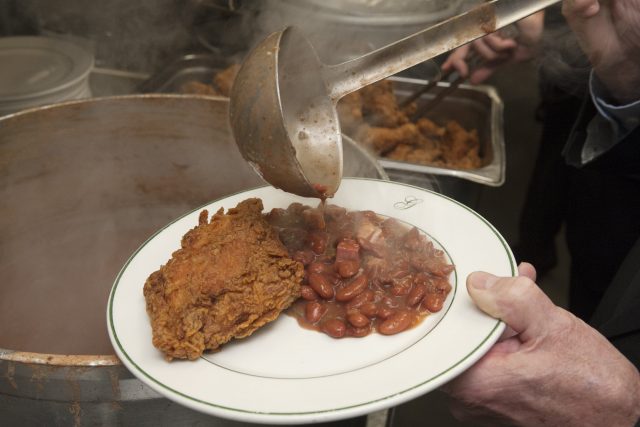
[378,76,505,187]
[136,53,233,94]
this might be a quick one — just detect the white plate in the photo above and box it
[107,178,514,424]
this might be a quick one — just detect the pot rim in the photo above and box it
[0,347,121,366]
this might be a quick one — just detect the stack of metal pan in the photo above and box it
[0,36,94,116]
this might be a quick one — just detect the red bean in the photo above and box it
[376,307,395,320]
[293,250,315,266]
[434,278,453,293]
[347,325,371,337]
[336,274,369,302]
[345,290,374,310]
[421,293,446,312]
[305,301,327,323]
[307,231,328,254]
[322,319,347,338]
[359,302,378,318]
[335,259,360,278]
[407,283,427,306]
[378,311,413,335]
[336,239,360,261]
[308,262,333,275]
[308,272,335,299]
[300,285,318,301]
[347,312,370,328]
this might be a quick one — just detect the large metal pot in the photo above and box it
[0,95,386,426]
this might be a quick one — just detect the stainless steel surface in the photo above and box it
[230,28,343,199]
[380,77,505,187]
[229,0,558,199]
[0,95,385,425]
[341,76,504,209]
[324,0,560,97]
[0,36,95,116]
[137,54,233,94]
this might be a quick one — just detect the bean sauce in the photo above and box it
[266,202,454,338]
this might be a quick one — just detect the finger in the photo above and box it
[447,57,470,78]
[471,38,503,62]
[563,0,600,19]
[517,262,537,281]
[466,271,558,342]
[442,45,470,75]
[483,33,518,52]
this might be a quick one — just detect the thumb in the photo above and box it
[466,271,558,342]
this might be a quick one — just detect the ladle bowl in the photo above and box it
[229,28,341,198]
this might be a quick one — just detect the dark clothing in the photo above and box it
[515,82,580,274]
[565,164,640,320]
[590,236,640,369]
[564,96,640,369]
[518,85,640,321]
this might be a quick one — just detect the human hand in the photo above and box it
[442,263,640,426]
[563,0,640,103]
[441,12,544,84]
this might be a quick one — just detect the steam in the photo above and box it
[536,17,591,97]
[19,0,193,72]
[14,0,593,95]
[250,0,465,65]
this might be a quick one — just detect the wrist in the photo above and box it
[593,58,640,105]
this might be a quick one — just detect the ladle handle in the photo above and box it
[324,0,560,100]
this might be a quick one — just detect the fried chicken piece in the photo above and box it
[387,141,443,165]
[143,198,304,361]
[416,117,447,139]
[213,63,241,97]
[359,80,409,128]
[441,121,482,168]
[334,78,484,169]
[357,122,422,154]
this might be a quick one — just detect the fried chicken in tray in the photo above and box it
[338,79,483,170]
[143,198,304,361]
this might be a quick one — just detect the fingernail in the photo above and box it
[470,272,499,290]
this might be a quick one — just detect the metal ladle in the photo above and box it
[229,0,560,198]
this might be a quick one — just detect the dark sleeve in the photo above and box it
[563,96,640,179]
[589,237,640,370]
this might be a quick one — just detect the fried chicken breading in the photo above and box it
[143,198,304,361]
[359,79,410,128]
[213,63,241,97]
[357,122,422,154]
[338,80,484,170]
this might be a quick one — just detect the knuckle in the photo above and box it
[550,308,578,332]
